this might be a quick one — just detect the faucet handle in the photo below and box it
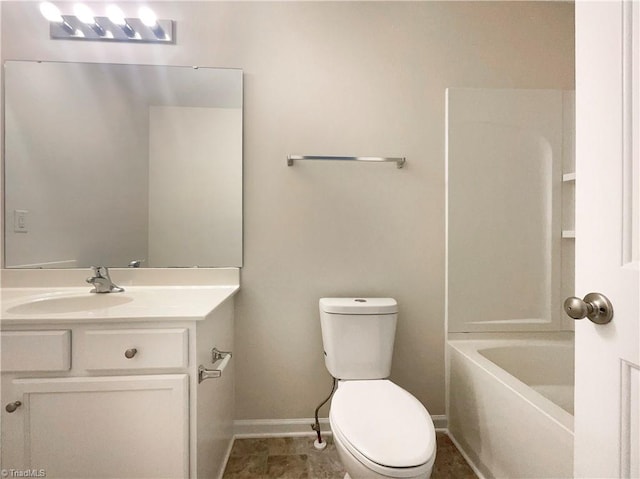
[89,266,109,278]
[87,266,98,284]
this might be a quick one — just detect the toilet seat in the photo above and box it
[330,380,436,477]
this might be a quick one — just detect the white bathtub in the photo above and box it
[447,335,574,479]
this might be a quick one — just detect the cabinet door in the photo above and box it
[2,374,188,479]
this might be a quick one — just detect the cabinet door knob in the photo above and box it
[124,348,138,359]
[5,401,22,413]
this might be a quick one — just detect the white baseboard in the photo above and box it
[432,414,448,431]
[234,415,448,438]
[217,436,236,479]
[234,417,330,438]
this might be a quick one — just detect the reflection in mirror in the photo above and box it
[4,61,242,268]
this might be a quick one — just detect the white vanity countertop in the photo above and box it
[0,285,239,325]
[0,267,240,325]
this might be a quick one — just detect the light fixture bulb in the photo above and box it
[138,6,157,27]
[40,2,75,35]
[39,2,63,23]
[138,6,167,40]
[74,3,96,25]
[106,5,126,26]
[106,4,137,38]
[73,3,106,36]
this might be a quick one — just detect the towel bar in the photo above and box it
[287,155,406,169]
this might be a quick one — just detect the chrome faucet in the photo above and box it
[86,266,124,293]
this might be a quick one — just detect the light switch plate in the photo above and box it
[14,209,28,233]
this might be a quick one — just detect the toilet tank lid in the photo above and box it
[319,298,397,314]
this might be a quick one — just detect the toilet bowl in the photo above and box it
[329,380,436,479]
[318,298,437,479]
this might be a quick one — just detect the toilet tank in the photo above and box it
[319,298,398,380]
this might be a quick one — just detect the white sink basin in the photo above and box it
[6,293,134,315]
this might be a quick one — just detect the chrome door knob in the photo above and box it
[564,292,614,324]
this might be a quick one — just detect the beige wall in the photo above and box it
[0,1,574,419]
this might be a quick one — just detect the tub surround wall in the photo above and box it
[0,1,575,423]
[447,88,575,333]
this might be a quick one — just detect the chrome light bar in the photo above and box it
[40,3,175,44]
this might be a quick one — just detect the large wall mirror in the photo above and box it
[4,61,243,268]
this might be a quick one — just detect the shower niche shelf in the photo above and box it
[562,171,575,239]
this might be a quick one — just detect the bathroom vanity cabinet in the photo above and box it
[0,282,237,479]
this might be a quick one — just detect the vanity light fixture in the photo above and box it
[39,2,175,43]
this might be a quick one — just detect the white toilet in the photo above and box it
[319,297,436,479]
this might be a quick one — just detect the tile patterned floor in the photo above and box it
[222,432,477,479]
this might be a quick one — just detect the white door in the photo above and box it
[3,374,189,479]
[574,1,640,478]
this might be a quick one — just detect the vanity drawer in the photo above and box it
[78,328,188,370]
[1,330,71,372]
